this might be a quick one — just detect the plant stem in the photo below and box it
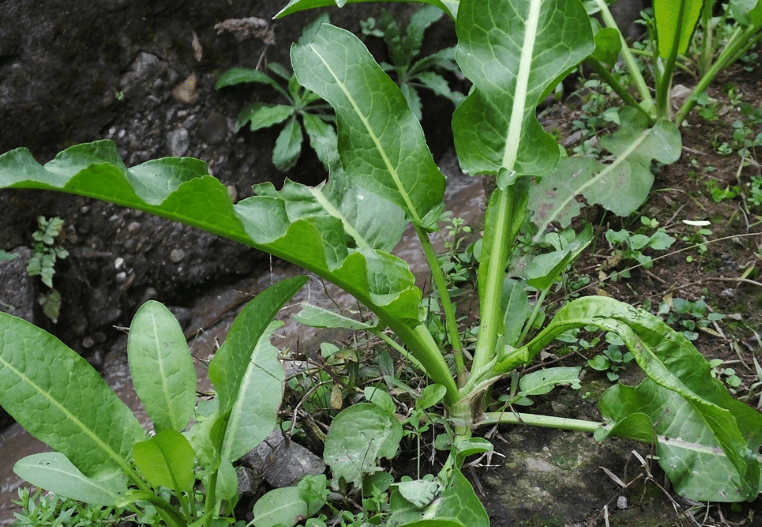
[472,187,513,376]
[594,0,654,113]
[370,327,426,371]
[675,25,762,126]
[414,223,466,387]
[478,411,602,433]
[585,57,653,125]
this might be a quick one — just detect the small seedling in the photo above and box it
[587,333,634,382]
[603,217,675,280]
[657,295,724,342]
[25,216,68,321]
[681,220,712,262]
[709,358,743,393]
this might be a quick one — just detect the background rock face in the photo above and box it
[0,0,425,362]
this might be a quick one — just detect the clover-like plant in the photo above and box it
[1,0,761,525]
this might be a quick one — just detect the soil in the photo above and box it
[1,1,762,526]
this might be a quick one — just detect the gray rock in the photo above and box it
[166,128,190,157]
[241,428,326,488]
[0,246,34,323]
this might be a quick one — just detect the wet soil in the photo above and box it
[1,2,762,526]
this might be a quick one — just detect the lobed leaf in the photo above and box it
[291,24,445,226]
[452,0,594,179]
[0,312,145,480]
[128,301,196,433]
[0,138,423,331]
[529,108,681,231]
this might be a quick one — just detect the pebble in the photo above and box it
[616,496,627,509]
[720,288,735,299]
[166,128,190,157]
[170,248,185,262]
[197,111,229,144]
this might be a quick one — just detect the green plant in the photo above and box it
[12,487,125,527]
[0,277,309,527]
[216,18,335,172]
[359,6,465,120]
[1,0,761,525]
[23,215,69,321]
[709,358,744,393]
[748,175,762,207]
[706,178,740,202]
[587,332,634,382]
[657,295,725,342]
[603,217,675,280]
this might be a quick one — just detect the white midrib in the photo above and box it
[308,41,422,224]
[502,0,542,172]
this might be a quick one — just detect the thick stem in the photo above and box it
[414,223,467,388]
[472,187,512,375]
[478,411,602,433]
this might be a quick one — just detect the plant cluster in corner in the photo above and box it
[0,0,761,526]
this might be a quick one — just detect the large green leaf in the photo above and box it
[14,453,128,506]
[452,0,594,179]
[128,301,196,433]
[0,312,146,479]
[0,139,424,339]
[508,296,762,501]
[275,0,458,20]
[528,108,681,231]
[324,403,402,488]
[654,0,703,58]
[598,381,760,502]
[291,24,445,227]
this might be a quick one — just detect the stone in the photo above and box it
[166,128,189,157]
[240,428,326,488]
[196,111,229,145]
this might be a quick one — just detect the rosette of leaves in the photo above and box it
[360,5,465,120]
[216,17,335,172]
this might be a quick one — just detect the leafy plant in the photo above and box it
[216,18,335,172]
[587,332,634,382]
[23,215,69,321]
[657,294,725,342]
[602,217,675,280]
[1,0,761,525]
[12,487,125,527]
[1,277,308,527]
[359,6,465,120]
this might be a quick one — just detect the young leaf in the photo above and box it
[501,279,529,348]
[529,108,681,231]
[452,0,594,179]
[215,67,290,99]
[324,403,402,488]
[0,312,145,480]
[13,452,128,506]
[292,23,445,226]
[132,429,195,493]
[128,301,196,433]
[294,303,376,330]
[273,115,304,171]
[518,367,581,396]
[238,103,296,132]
